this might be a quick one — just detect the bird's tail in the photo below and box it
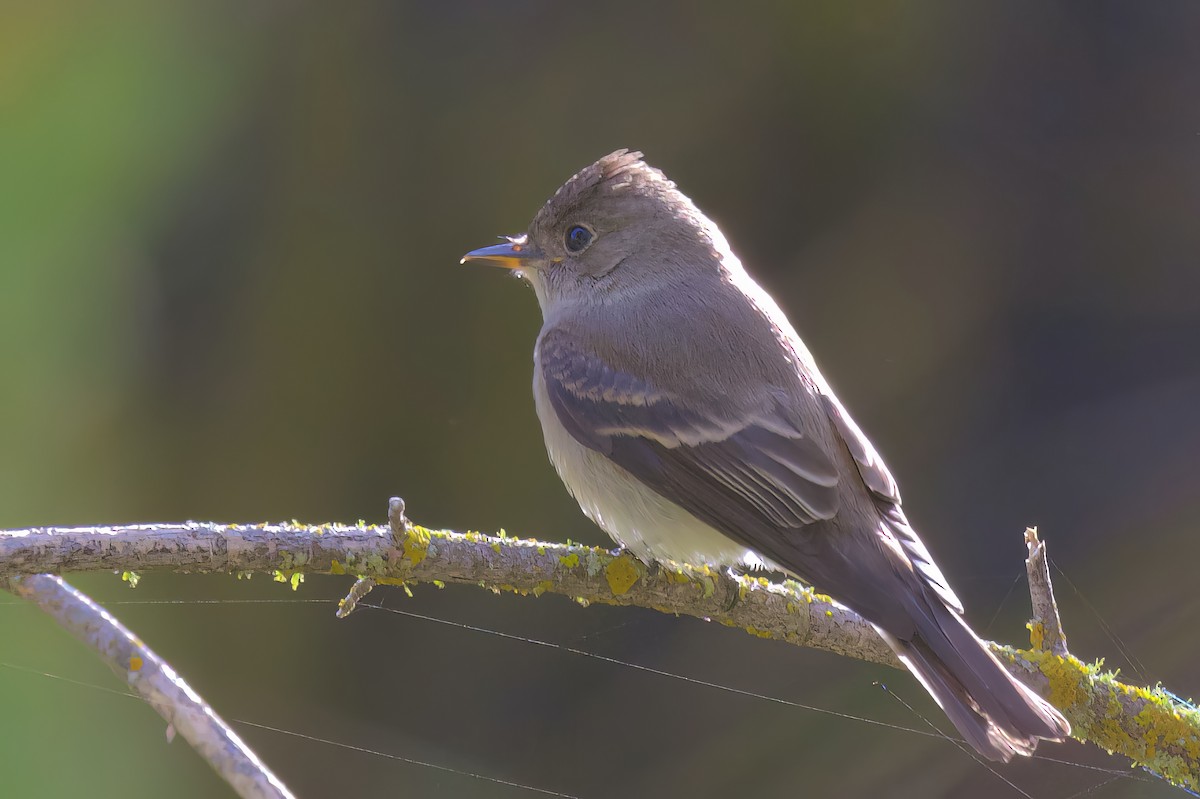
[878,592,1071,762]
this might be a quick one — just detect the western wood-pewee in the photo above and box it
[462,150,1069,761]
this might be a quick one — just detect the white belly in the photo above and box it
[532,370,772,570]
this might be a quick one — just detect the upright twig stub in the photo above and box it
[388,496,412,537]
[336,497,411,617]
[1024,526,1069,656]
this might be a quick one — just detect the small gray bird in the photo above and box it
[461,149,1069,761]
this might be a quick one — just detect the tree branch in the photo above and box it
[2,574,295,799]
[2,499,1197,792]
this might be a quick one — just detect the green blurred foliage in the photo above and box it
[1,2,1198,797]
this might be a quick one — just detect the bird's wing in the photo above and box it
[539,328,964,621]
[821,393,963,613]
[539,329,841,542]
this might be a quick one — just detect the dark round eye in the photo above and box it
[565,225,594,253]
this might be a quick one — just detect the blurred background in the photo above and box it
[2,2,1198,797]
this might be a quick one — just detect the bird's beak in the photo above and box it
[460,236,538,270]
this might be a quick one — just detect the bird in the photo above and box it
[460,149,1069,761]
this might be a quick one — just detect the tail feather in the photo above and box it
[880,592,1070,763]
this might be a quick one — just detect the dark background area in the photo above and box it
[1,2,1198,797]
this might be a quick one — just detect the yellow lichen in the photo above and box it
[1027,620,1045,650]
[665,569,690,585]
[558,553,580,569]
[330,559,345,575]
[1134,698,1200,764]
[605,556,640,596]
[403,526,431,566]
[1007,648,1198,790]
[1020,648,1090,712]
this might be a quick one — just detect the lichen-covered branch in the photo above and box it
[1,500,1197,791]
[1,574,295,799]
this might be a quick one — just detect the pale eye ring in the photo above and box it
[565,224,594,253]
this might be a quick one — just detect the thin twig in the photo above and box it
[2,574,295,799]
[1025,526,1068,656]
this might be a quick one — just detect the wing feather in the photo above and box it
[538,329,964,625]
[539,331,841,532]
[822,394,963,613]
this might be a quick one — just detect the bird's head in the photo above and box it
[461,150,735,315]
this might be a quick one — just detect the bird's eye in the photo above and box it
[565,225,594,253]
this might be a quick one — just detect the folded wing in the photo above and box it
[540,329,840,543]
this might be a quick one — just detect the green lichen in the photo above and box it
[584,551,604,577]
[271,570,303,591]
